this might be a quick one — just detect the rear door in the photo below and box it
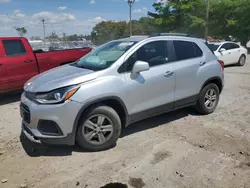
[0,38,38,91]
[228,43,241,63]
[172,40,204,108]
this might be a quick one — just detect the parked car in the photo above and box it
[206,41,247,66]
[20,34,224,151]
[0,37,92,93]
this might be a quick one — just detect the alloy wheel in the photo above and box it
[82,114,114,145]
[204,89,217,109]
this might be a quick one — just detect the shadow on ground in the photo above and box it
[0,91,22,105]
[20,107,198,157]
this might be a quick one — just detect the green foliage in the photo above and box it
[209,0,250,46]
[89,0,250,46]
[149,0,250,46]
[148,0,206,37]
[91,17,159,45]
[14,27,27,37]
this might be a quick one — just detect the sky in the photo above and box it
[0,0,167,38]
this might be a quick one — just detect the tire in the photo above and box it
[76,105,121,151]
[195,83,220,115]
[237,54,246,66]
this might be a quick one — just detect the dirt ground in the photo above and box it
[0,58,250,188]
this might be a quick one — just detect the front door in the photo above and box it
[120,40,175,122]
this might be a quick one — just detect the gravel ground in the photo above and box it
[0,58,250,188]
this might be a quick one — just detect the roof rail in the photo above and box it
[149,32,189,37]
[129,35,148,38]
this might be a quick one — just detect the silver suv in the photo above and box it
[20,34,224,151]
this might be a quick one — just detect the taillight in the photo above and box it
[218,60,224,70]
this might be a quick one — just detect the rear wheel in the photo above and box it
[76,105,121,151]
[237,55,246,66]
[195,83,220,115]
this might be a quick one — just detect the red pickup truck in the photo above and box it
[0,37,92,93]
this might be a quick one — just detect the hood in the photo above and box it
[24,65,98,92]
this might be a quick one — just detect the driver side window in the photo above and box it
[118,41,170,73]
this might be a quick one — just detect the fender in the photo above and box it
[69,96,129,144]
[200,76,223,94]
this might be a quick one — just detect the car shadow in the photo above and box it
[19,132,87,157]
[0,91,22,105]
[20,107,198,157]
[121,107,197,137]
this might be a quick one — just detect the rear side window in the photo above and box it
[230,43,239,49]
[2,40,26,56]
[173,41,203,61]
[221,43,231,50]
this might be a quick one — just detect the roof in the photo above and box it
[114,35,204,43]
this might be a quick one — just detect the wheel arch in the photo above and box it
[71,96,129,143]
[200,77,223,94]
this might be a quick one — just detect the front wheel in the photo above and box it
[195,83,220,115]
[76,105,121,151]
[237,55,246,66]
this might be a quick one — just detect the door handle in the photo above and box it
[164,71,174,77]
[228,52,231,54]
[0,63,2,67]
[199,61,206,66]
[24,60,34,63]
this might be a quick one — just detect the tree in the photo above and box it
[148,0,206,37]
[14,27,27,37]
[91,21,128,45]
[45,31,59,41]
[209,0,250,46]
[90,17,159,45]
[148,0,250,46]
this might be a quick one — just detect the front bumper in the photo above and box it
[20,93,82,145]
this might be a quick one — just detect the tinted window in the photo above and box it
[207,43,220,51]
[121,41,170,72]
[173,41,202,61]
[2,40,26,56]
[230,43,239,49]
[221,43,235,50]
[193,43,203,57]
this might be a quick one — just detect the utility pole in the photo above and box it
[204,0,210,41]
[41,19,46,40]
[127,0,135,36]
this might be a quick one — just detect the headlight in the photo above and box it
[34,85,79,104]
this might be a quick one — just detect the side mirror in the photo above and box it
[131,61,149,76]
[219,48,226,52]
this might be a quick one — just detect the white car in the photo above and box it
[207,41,247,66]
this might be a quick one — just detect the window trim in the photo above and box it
[118,40,174,74]
[219,42,239,51]
[2,39,27,57]
[171,40,203,62]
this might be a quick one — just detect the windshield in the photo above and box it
[72,40,136,71]
[207,43,220,51]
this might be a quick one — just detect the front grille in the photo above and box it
[24,91,35,101]
[20,103,31,123]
